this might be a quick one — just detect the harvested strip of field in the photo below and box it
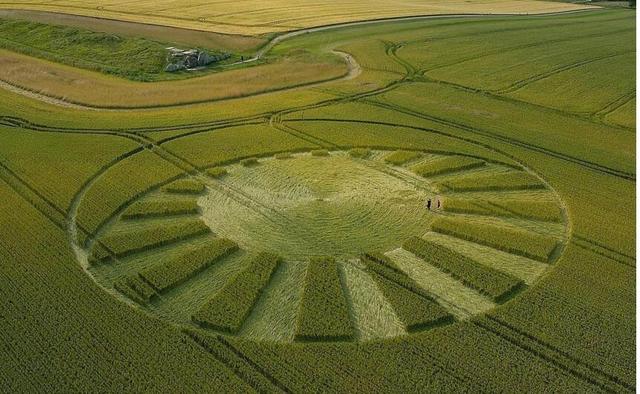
[430,217,559,262]
[295,257,354,342]
[114,274,157,304]
[162,179,206,195]
[443,198,563,222]
[139,238,238,292]
[193,252,281,333]
[0,50,345,108]
[440,171,545,192]
[90,218,210,263]
[403,237,525,303]
[412,156,485,177]
[341,262,405,340]
[383,248,494,318]
[384,150,422,165]
[122,198,199,219]
[360,253,453,332]
[240,261,308,342]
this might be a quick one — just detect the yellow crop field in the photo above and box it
[0,0,592,34]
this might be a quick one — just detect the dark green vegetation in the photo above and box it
[403,237,525,302]
[295,257,354,341]
[193,252,281,333]
[0,17,237,81]
[361,252,454,331]
[0,8,634,392]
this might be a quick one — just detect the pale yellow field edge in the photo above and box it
[384,248,496,319]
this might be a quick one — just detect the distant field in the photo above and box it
[0,0,593,34]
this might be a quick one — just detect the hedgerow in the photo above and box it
[360,253,453,331]
[412,156,485,177]
[430,217,559,262]
[295,257,354,341]
[193,252,281,333]
[140,238,238,292]
[162,178,206,195]
[441,171,545,192]
[384,150,422,165]
[90,218,210,263]
[122,198,200,219]
[403,237,525,303]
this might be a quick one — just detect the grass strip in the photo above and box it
[403,237,525,303]
[360,253,453,332]
[122,198,199,219]
[91,218,210,263]
[412,156,485,177]
[140,238,238,292]
[431,217,559,262]
[162,178,206,195]
[193,252,281,333]
[384,150,422,165]
[441,171,545,192]
[295,257,354,342]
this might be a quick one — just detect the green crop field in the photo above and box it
[0,3,635,392]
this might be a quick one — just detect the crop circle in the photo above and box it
[80,148,568,343]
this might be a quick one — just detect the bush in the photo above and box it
[295,257,354,341]
[193,252,281,333]
[403,237,525,303]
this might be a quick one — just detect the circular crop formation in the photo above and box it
[81,148,568,343]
